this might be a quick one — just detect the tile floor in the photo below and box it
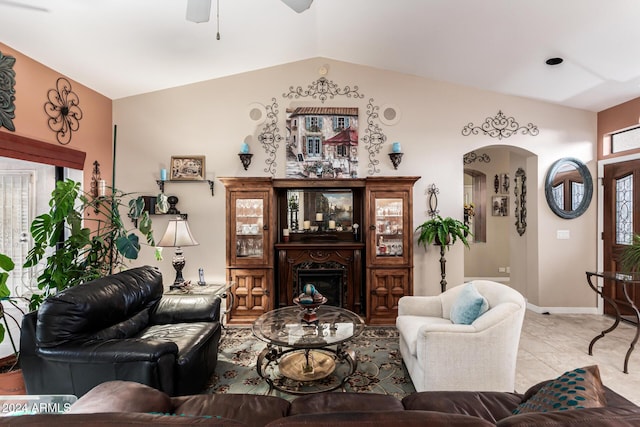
[517,311,640,404]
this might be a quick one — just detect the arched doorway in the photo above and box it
[463,145,536,298]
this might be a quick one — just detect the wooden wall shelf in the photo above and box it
[156,179,215,196]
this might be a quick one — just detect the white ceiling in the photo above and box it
[2,0,640,111]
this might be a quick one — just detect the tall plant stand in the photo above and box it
[439,244,447,292]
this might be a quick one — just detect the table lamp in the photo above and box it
[158,217,199,288]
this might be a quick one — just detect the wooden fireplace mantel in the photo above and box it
[276,242,365,315]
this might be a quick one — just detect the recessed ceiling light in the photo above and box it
[545,57,563,66]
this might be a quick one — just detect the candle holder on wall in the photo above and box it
[90,160,101,198]
[239,153,253,170]
[388,152,403,170]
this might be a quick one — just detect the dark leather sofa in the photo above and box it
[2,377,639,426]
[19,266,222,397]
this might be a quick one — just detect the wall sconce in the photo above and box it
[388,141,403,169]
[388,153,403,170]
[239,153,253,170]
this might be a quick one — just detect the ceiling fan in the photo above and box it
[186,0,313,23]
[0,0,49,12]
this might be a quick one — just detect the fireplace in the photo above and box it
[276,243,364,314]
[295,263,347,307]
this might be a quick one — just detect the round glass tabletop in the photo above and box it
[252,305,365,349]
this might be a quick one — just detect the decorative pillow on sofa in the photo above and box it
[512,365,607,414]
[450,282,489,325]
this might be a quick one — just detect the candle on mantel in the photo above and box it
[303,220,311,230]
[282,228,290,237]
[316,213,323,221]
[329,220,336,229]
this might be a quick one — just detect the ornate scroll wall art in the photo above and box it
[257,98,283,176]
[514,167,527,236]
[0,50,17,132]
[362,99,388,175]
[426,183,440,218]
[461,110,539,140]
[256,76,388,176]
[283,76,364,103]
[44,77,83,145]
[463,151,491,164]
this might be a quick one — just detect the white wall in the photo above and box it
[113,57,597,310]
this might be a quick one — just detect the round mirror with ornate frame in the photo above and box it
[544,157,593,219]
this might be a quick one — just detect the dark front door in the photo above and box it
[603,160,640,317]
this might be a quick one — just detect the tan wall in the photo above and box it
[597,96,640,159]
[0,43,113,190]
[114,57,598,309]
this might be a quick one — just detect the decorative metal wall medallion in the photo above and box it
[462,110,539,140]
[363,99,387,174]
[44,77,83,145]
[283,77,365,104]
[0,51,17,132]
[257,98,282,175]
[463,151,491,164]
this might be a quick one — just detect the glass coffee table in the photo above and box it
[252,305,365,395]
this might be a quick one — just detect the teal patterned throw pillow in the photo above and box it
[513,365,607,414]
[449,282,489,325]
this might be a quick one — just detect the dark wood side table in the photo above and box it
[586,271,640,373]
[166,282,234,326]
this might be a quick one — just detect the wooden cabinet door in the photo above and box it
[367,268,410,325]
[227,268,272,324]
[366,190,412,267]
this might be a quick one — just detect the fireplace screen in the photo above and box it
[296,266,346,308]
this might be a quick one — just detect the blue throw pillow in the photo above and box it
[450,282,489,324]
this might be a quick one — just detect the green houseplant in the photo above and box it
[0,253,27,394]
[23,179,157,311]
[620,234,640,272]
[415,215,471,292]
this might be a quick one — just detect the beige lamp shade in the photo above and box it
[158,217,199,248]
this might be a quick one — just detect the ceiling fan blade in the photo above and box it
[186,0,211,23]
[281,0,313,13]
[0,0,49,12]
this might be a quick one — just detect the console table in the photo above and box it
[586,271,640,373]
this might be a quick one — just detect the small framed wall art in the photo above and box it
[170,155,206,181]
[492,195,509,217]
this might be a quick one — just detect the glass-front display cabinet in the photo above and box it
[373,197,404,258]
[365,177,420,324]
[220,177,274,324]
[234,197,265,260]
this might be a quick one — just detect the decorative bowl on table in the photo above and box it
[293,296,327,323]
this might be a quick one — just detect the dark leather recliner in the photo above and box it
[20,265,222,397]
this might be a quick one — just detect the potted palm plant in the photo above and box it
[415,215,471,292]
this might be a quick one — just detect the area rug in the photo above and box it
[205,326,416,399]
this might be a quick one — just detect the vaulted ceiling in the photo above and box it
[2,0,640,111]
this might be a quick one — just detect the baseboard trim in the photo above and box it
[526,303,599,315]
[464,276,510,283]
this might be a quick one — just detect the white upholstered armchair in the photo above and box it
[396,280,526,392]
